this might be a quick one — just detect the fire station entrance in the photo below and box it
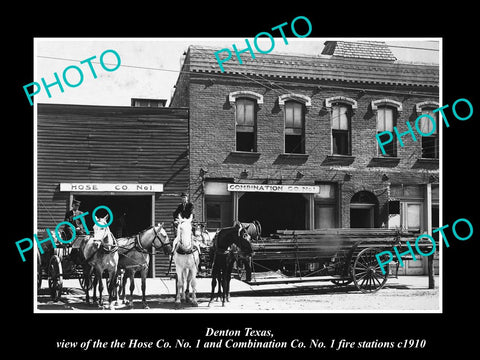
[237,192,307,236]
[74,194,152,238]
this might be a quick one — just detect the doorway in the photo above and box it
[350,191,378,228]
[74,195,152,237]
[238,192,307,236]
[350,206,374,228]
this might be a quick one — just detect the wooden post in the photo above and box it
[426,183,434,289]
[151,194,156,278]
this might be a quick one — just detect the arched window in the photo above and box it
[284,100,305,154]
[372,99,402,157]
[416,101,439,159]
[235,97,256,152]
[326,97,357,156]
[229,91,263,152]
[279,93,311,154]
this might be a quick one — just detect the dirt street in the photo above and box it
[36,276,440,312]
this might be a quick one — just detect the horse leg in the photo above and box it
[141,269,149,309]
[97,270,104,307]
[225,267,233,303]
[175,271,182,306]
[106,270,116,309]
[116,269,124,305]
[226,275,232,302]
[92,271,99,305]
[221,270,227,306]
[121,270,128,305]
[208,266,217,306]
[216,270,223,302]
[190,270,198,307]
[181,269,188,303]
[84,266,92,304]
[129,273,135,307]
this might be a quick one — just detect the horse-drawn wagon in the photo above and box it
[247,227,434,293]
[198,221,434,294]
[37,231,92,301]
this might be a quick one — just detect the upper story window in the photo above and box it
[326,97,357,156]
[416,101,440,159]
[235,98,256,152]
[279,93,311,154]
[372,99,402,157]
[229,91,263,152]
[376,106,396,156]
[284,101,305,153]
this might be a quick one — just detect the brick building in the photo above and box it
[172,40,440,275]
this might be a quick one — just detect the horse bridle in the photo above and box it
[135,225,170,254]
[236,226,253,255]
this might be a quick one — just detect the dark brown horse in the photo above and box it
[117,223,172,309]
[208,223,253,307]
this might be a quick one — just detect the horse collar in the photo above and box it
[176,245,198,255]
[135,234,148,253]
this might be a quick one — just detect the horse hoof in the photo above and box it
[143,303,150,309]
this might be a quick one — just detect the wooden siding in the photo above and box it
[37,104,189,277]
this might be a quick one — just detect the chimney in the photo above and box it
[322,41,396,61]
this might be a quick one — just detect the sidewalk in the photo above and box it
[58,275,438,297]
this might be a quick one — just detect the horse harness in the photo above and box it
[118,226,169,268]
[84,236,119,264]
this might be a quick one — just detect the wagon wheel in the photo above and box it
[37,251,42,290]
[48,255,63,300]
[79,273,94,291]
[352,247,388,293]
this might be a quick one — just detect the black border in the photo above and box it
[7,5,478,355]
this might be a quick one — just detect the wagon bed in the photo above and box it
[246,228,435,292]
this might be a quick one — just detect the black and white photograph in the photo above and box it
[32,37,441,313]
[6,7,478,356]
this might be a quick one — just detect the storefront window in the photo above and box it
[314,183,337,228]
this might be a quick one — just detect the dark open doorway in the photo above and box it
[74,195,152,237]
[238,192,307,236]
[350,191,379,228]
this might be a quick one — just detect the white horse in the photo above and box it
[173,215,200,307]
[81,214,119,308]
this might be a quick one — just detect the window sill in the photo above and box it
[321,155,355,166]
[368,157,400,167]
[412,157,439,170]
[279,153,309,158]
[224,151,260,164]
[229,151,260,157]
[274,153,309,165]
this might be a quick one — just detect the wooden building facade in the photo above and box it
[36,104,189,277]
